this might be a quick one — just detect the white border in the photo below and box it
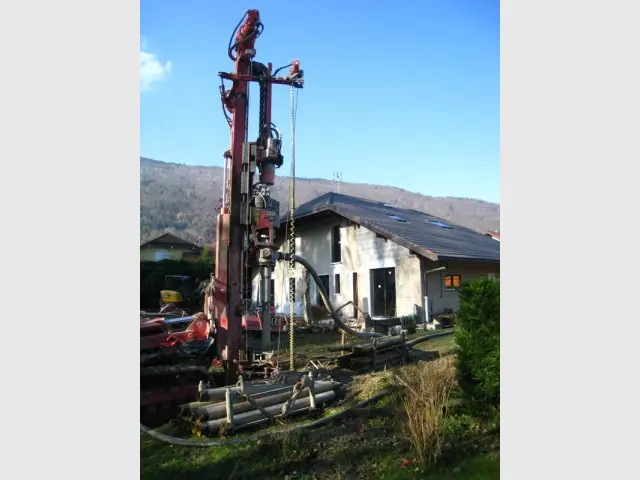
[1,1,637,477]
[502,1,640,478]
[0,0,139,476]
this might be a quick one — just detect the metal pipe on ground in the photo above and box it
[327,341,367,352]
[194,380,342,421]
[230,406,314,433]
[331,330,431,354]
[329,328,454,354]
[197,375,333,401]
[198,380,288,402]
[359,337,405,353]
[141,390,390,447]
[197,390,337,436]
[179,401,217,417]
[327,336,402,352]
[374,342,408,356]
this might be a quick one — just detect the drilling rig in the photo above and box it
[205,9,304,384]
[140,9,304,420]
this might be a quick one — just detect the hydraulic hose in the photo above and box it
[277,253,383,339]
[140,390,389,447]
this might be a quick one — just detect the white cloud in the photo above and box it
[140,38,172,91]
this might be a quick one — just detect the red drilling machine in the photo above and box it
[140,9,304,423]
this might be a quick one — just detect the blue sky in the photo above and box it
[140,0,500,203]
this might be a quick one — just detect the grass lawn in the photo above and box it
[141,410,499,479]
[141,329,499,479]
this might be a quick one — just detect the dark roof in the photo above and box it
[287,192,500,262]
[140,232,200,249]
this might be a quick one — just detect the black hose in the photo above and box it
[280,253,383,339]
[229,20,264,61]
[405,329,455,348]
[227,13,246,61]
[273,63,293,78]
[250,61,269,140]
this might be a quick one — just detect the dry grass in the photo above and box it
[392,356,457,466]
[348,370,394,402]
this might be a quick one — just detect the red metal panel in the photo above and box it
[220,17,257,378]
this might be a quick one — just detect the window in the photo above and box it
[331,225,341,263]
[154,250,169,262]
[334,274,341,295]
[444,274,462,290]
[388,215,407,222]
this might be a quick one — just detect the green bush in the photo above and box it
[454,277,500,422]
[140,258,213,308]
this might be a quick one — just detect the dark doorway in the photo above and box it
[317,275,330,305]
[352,272,359,316]
[371,267,396,317]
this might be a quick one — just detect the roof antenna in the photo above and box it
[333,171,342,194]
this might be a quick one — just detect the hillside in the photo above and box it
[140,157,500,244]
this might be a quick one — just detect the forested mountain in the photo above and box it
[140,157,500,245]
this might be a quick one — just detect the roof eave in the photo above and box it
[437,255,500,264]
[140,241,200,250]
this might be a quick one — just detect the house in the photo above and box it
[260,192,500,323]
[486,230,500,241]
[140,232,201,262]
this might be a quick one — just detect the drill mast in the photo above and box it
[207,10,304,383]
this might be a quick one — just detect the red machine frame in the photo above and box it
[206,9,304,383]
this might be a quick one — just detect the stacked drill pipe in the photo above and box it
[329,330,455,371]
[329,333,409,371]
[177,374,342,437]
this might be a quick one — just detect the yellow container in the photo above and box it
[160,290,183,304]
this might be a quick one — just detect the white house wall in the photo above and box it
[350,224,419,317]
[272,217,421,318]
[273,217,336,314]
[263,219,500,321]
